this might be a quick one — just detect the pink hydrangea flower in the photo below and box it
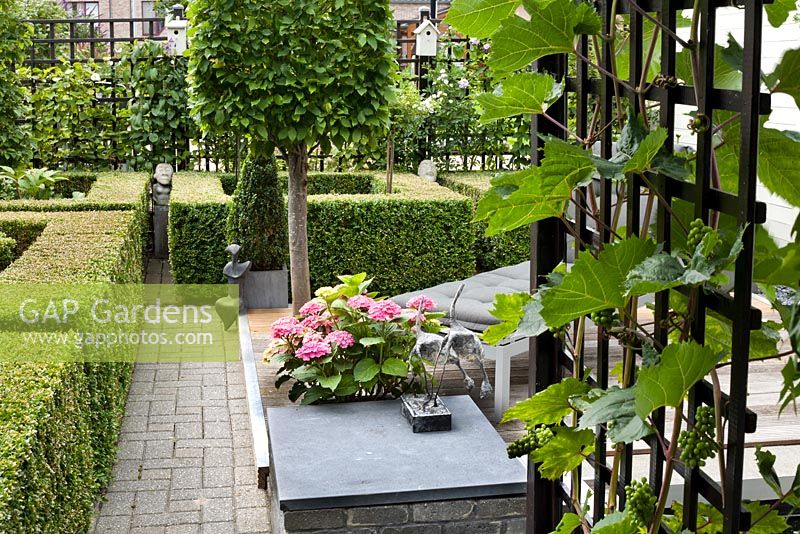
[407,295,437,312]
[299,300,325,316]
[295,340,331,361]
[367,299,402,321]
[270,316,304,339]
[347,295,375,310]
[301,315,332,331]
[326,330,355,349]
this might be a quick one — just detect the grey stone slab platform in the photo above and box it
[267,395,526,512]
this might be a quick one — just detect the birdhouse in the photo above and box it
[414,18,440,57]
[165,4,188,56]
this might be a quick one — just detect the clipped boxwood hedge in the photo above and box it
[0,232,15,270]
[439,172,531,271]
[169,172,230,283]
[0,210,143,532]
[168,172,475,295]
[0,171,150,213]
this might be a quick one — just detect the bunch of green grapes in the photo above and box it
[507,425,554,459]
[687,218,712,251]
[591,308,618,330]
[625,478,657,527]
[678,405,717,468]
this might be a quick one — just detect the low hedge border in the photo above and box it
[0,210,143,533]
[439,172,531,272]
[221,171,375,197]
[168,172,475,295]
[0,172,150,213]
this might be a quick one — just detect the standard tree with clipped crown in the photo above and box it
[226,153,288,271]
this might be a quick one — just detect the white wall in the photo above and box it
[673,7,800,246]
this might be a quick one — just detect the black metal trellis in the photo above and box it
[526,0,769,532]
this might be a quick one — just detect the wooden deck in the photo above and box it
[247,303,799,483]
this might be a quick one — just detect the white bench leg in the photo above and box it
[494,348,511,422]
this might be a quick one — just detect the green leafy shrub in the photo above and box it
[304,172,374,195]
[0,210,143,532]
[30,61,126,169]
[0,0,32,168]
[53,171,97,197]
[219,173,237,195]
[439,172,530,271]
[0,166,69,200]
[169,173,230,283]
[227,154,288,271]
[0,231,15,269]
[121,41,196,171]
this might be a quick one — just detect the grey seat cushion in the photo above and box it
[393,262,530,333]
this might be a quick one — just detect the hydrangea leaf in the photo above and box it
[635,341,720,418]
[445,0,521,38]
[483,292,532,345]
[353,358,380,382]
[577,387,652,444]
[489,0,601,74]
[530,427,595,479]
[766,48,800,110]
[477,73,563,123]
[318,373,342,391]
[541,236,657,328]
[381,357,408,377]
[501,377,589,425]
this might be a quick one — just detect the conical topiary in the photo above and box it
[226,152,288,271]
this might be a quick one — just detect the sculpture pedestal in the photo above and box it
[400,393,451,432]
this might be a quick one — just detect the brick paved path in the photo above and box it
[92,261,271,533]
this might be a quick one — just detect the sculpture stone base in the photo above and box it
[401,394,451,432]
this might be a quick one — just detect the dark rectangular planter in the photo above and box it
[242,268,289,309]
[400,393,452,432]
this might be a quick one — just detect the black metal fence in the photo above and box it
[527,0,768,532]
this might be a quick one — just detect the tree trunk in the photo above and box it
[386,128,394,194]
[286,143,311,314]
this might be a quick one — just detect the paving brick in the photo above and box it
[166,524,200,534]
[94,515,133,533]
[203,421,231,440]
[136,490,169,514]
[236,506,271,533]
[202,373,226,386]
[151,400,177,416]
[175,447,204,458]
[126,401,151,416]
[234,447,254,467]
[172,467,203,490]
[203,467,233,488]
[145,439,175,459]
[122,416,150,433]
[132,511,200,528]
[111,459,143,481]
[117,441,145,460]
[202,522,235,534]
[141,468,172,480]
[176,422,203,440]
[129,527,166,534]
[233,486,268,509]
[169,499,203,513]
[202,407,230,422]
[98,491,136,516]
[106,478,171,493]
[201,497,234,523]
[204,447,233,467]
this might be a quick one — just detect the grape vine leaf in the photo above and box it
[625,253,685,296]
[765,0,796,27]
[483,292,532,345]
[445,0,521,38]
[622,128,668,174]
[552,513,582,534]
[477,73,563,123]
[530,427,595,479]
[474,138,595,235]
[501,377,589,425]
[613,109,690,179]
[765,48,800,110]
[541,236,657,328]
[577,387,653,444]
[635,341,720,418]
[715,112,800,206]
[744,501,792,534]
[591,511,638,534]
[489,0,601,75]
[676,44,742,91]
[778,298,800,414]
[667,502,723,534]
[755,447,784,499]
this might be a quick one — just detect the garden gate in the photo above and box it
[527,0,768,533]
